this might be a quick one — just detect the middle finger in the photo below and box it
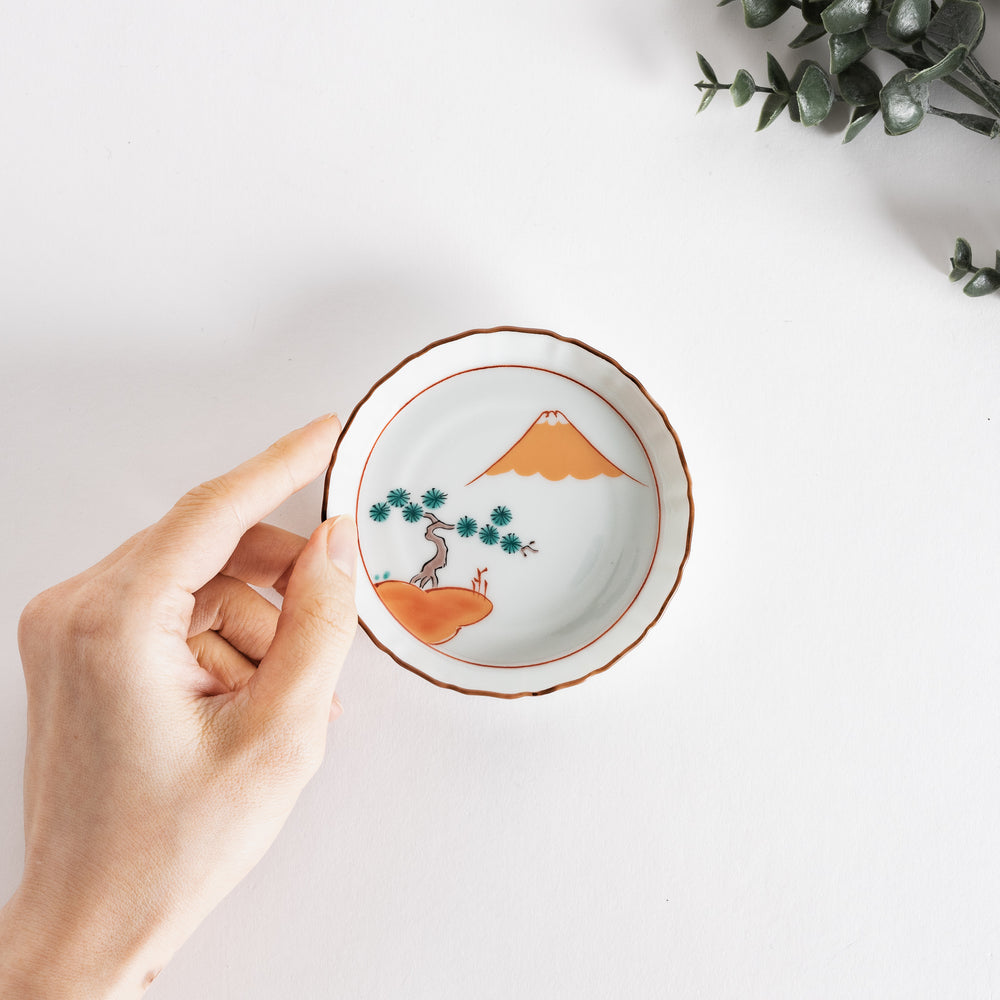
[218,522,310,596]
[189,575,281,663]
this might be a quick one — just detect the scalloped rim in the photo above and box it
[322,326,694,698]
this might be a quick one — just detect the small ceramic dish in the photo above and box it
[322,326,693,697]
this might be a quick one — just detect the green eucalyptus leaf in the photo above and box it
[838,61,883,105]
[757,92,790,129]
[908,43,969,83]
[880,69,930,134]
[786,61,809,122]
[895,49,935,70]
[717,0,738,5]
[790,22,829,47]
[742,0,792,28]
[864,13,895,49]
[802,0,834,25]
[732,69,757,106]
[953,238,973,269]
[697,87,718,113]
[843,104,880,141]
[925,0,985,52]
[697,53,718,85]
[822,0,878,35]
[796,62,836,125]
[964,267,1000,296]
[948,237,973,280]
[887,0,932,43]
[767,51,791,94]
[830,29,871,73]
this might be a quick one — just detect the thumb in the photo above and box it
[250,516,358,726]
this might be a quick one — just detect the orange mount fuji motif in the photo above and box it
[469,410,644,484]
[367,409,639,652]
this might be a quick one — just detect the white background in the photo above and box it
[2,1,999,997]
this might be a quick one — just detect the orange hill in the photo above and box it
[376,581,493,645]
[470,410,640,483]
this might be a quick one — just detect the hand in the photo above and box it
[0,415,357,1000]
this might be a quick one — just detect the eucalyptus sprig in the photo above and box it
[696,0,1000,141]
[949,237,1000,296]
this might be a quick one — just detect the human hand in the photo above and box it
[0,415,357,1000]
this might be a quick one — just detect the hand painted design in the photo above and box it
[409,513,455,590]
[365,410,639,652]
[402,502,424,523]
[490,505,513,526]
[421,488,447,509]
[369,502,391,522]
[367,483,538,645]
[500,533,521,555]
[468,410,645,485]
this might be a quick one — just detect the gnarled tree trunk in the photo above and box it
[409,514,455,589]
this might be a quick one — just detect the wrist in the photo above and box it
[0,880,164,1000]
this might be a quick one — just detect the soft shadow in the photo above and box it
[1,259,514,607]
[880,192,1000,275]
[0,702,26,899]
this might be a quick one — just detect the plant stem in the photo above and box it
[927,105,999,135]
[694,81,777,95]
[965,52,999,87]
[920,37,1000,115]
[940,73,1000,113]
[695,79,850,106]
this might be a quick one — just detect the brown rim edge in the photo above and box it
[321,325,695,699]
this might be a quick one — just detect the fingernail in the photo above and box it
[308,412,339,426]
[327,516,358,579]
[329,694,344,723]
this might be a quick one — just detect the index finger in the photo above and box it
[136,414,341,593]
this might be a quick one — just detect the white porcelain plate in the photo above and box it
[323,327,693,697]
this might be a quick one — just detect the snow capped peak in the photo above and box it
[535,410,568,426]
[467,407,643,484]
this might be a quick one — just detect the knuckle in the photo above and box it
[188,476,232,505]
[18,578,123,686]
[62,581,121,645]
[19,581,102,645]
[297,594,358,650]
[177,478,247,534]
[17,588,59,651]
